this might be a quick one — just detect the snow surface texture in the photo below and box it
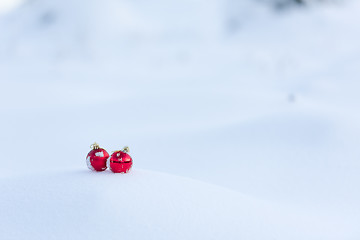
[0,170,353,240]
[1,0,360,239]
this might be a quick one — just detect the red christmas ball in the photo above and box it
[86,143,109,171]
[109,146,132,173]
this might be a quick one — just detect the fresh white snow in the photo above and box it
[0,169,354,240]
[1,0,360,239]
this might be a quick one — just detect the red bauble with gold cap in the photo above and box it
[86,143,109,171]
[109,146,133,173]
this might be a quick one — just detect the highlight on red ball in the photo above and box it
[86,142,109,171]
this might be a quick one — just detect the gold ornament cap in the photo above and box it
[122,146,130,153]
[113,146,130,153]
[90,142,100,150]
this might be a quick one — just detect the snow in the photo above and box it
[1,0,360,239]
[0,0,22,15]
[0,169,352,240]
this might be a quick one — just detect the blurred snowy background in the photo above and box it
[1,0,360,239]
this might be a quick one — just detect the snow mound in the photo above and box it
[0,169,344,240]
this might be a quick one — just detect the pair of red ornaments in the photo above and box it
[86,143,133,173]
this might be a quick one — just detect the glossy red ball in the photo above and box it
[109,150,133,173]
[86,148,109,171]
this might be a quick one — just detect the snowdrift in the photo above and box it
[0,169,345,240]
